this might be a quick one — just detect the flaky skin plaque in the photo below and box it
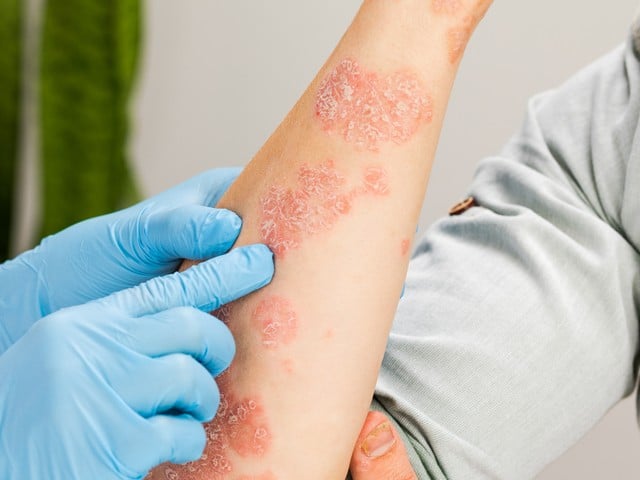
[150,370,271,480]
[315,59,432,151]
[252,296,298,350]
[259,160,390,258]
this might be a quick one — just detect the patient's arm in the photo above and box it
[149,1,491,479]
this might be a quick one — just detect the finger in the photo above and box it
[350,411,417,480]
[134,414,207,471]
[103,244,274,316]
[116,353,220,422]
[144,206,242,261]
[128,306,235,376]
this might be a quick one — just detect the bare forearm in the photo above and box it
[150,1,491,479]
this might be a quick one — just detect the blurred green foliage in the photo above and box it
[0,0,22,261]
[39,0,141,238]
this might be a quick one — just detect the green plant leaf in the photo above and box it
[0,0,22,260]
[40,0,142,238]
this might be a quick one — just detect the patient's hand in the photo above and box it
[350,411,417,480]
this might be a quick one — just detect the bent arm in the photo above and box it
[150,1,492,478]
[373,35,640,479]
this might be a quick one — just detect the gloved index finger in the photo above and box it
[130,307,235,376]
[101,244,274,317]
[145,205,242,261]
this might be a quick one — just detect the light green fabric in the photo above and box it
[372,30,640,480]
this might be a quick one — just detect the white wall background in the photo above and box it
[17,1,640,478]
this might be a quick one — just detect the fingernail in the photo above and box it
[361,421,396,458]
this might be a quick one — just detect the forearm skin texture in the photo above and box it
[149,1,491,479]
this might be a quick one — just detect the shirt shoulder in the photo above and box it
[631,10,640,56]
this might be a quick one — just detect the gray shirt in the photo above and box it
[369,20,640,480]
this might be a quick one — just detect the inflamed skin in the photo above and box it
[315,58,433,151]
[259,161,390,258]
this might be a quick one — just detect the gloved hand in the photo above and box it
[0,244,273,480]
[0,168,242,352]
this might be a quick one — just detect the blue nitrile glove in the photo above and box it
[0,244,273,480]
[0,168,242,353]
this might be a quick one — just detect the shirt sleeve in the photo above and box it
[371,28,640,480]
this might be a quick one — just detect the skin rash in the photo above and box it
[429,0,493,64]
[314,58,433,151]
[251,296,298,350]
[259,160,390,258]
[151,365,272,480]
[401,238,411,257]
[149,302,275,480]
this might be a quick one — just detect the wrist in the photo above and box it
[342,0,493,78]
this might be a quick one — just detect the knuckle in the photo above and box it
[174,355,209,399]
[173,354,197,379]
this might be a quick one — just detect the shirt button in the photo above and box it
[449,196,476,216]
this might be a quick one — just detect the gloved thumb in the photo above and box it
[100,244,274,317]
